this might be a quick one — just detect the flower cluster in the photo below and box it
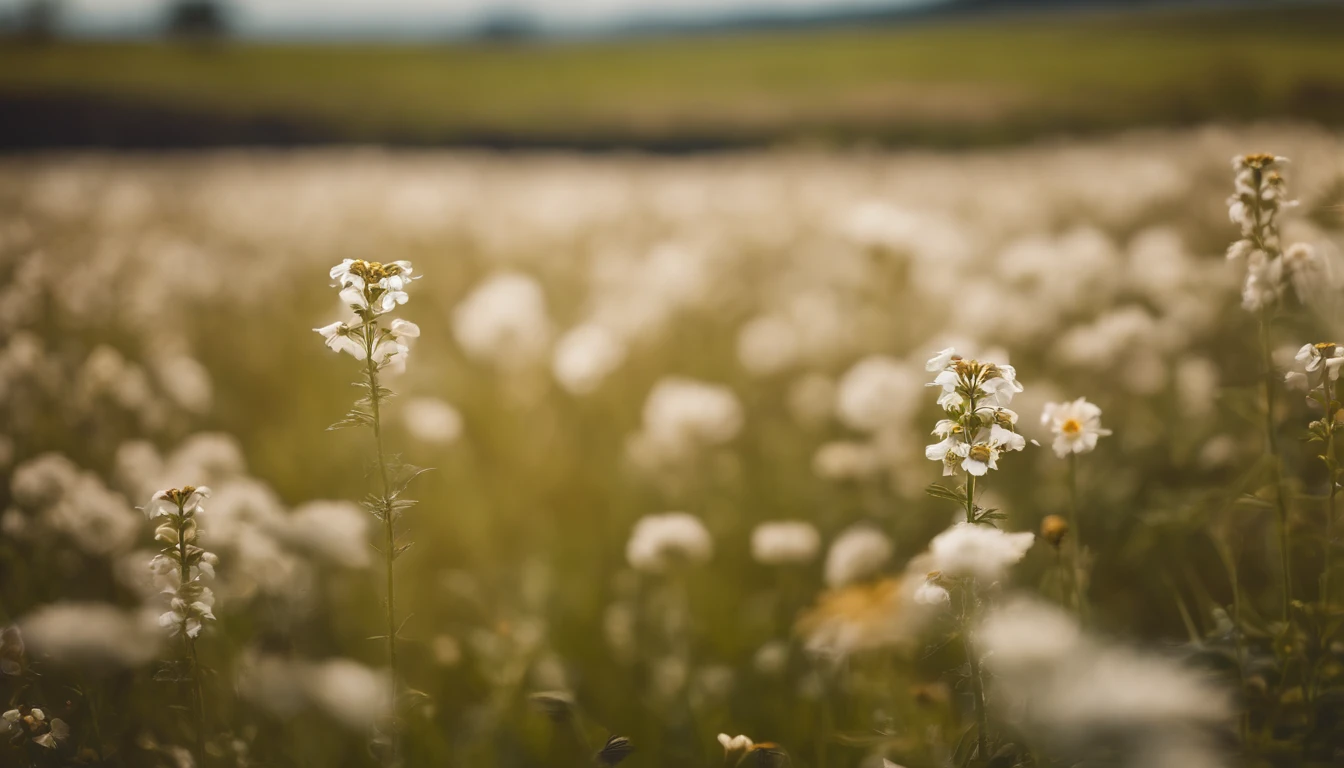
[145,486,218,639]
[315,260,421,374]
[923,348,1026,477]
[3,705,69,750]
[1225,154,1325,311]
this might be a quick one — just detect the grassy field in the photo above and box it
[2,4,1344,146]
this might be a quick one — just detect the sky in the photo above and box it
[6,0,942,37]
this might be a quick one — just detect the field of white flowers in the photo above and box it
[2,123,1343,768]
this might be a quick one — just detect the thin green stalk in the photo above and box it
[1067,454,1089,624]
[1323,375,1338,609]
[964,474,976,524]
[81,684,106,762]
[960,585,989,764]
[363,319,400,765]
[1259,311,1293,623]
[177,508,205,767]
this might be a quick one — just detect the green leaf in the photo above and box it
[926,483,967,504]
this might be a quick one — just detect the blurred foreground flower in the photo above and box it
[980,597,1231,768]
[625,512,713,573]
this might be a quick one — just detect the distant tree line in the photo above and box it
[2,0,231,41]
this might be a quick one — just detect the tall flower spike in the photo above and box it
[1226,154,1324,311]
[924,349,1027,480]
[316,259,426,766]
[145,486,215,766]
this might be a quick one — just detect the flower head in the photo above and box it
[625,512,713,573]
[923,348,1028,477]
[750,521,821,566]
[926,522,1034,582]
[1040,398,1111,458]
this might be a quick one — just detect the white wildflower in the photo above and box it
[401,397,463,445]
[750,521,821,565]
[552,323,627,395]
[1041,398,1112,458]
[625,512,713,573]
[452,271,552,371]
[836,355,922,432]
[927,522,1034,582]
[823,525,892,587]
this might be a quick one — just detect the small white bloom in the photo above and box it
[314,321,365,359]
[401,397,463,445]
[925,347,957,372]
[751,521,821,566]
[913,577,951,606]
[952,441,999,476]
[625,513,713,573]
[552,323,627,395]
[824,525,892,587]
[718,733,754,763]
[927,522,1034,582]
[1040,398,1112,459]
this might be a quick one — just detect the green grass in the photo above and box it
[3,4,1344,144]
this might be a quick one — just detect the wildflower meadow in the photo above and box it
[2,123,1344,768]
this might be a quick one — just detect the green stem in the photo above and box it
[1324,376,1338,608]
[363,318,400,765]
[964,474,976,524]
[1067,454,1089,625]
[1259,311,1293,623]
[177,507,205,767]
[961,585,989,764]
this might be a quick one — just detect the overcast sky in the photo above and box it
[7,0,940,36]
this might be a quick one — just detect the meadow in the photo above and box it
[1,120,1343,767]
[3,5,1344,147]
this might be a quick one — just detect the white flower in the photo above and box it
[924,436,961,476]
[836,355,922,432]
[952,441,999,476]
[329,259,417,314]
[314,321,365,359]
[1041,398,1112,458]
[625,512,713,573]
[19,602,162,668]
[927,522,1034,582]
[750,521,821,565]
[1291,342,1344,384]
[1284,242,1327,307]
[736,314,800,377]
[718,733,754,764]
[143,486,210,519]
[925,347,957,372]
[628,378,744,468]
[913,577,951,606]
[552,323,627,395]
[452,271,552,371]
[401,397,463,445]
[812,441,882,481]
[824,525,892,587]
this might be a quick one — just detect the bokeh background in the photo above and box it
[2,2,1344,767]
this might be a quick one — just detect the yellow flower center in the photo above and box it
[1243,153,1277,169]
[1061,418,1083,436]
[968,444,992,462]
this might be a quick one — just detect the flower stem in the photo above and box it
[1258,311,1293,623]
[960,585,989,763]
[1323,377,1337,609]
[176,505,205,767]
[964,474,976,524]
[364,319,401,765]
[1067,454,1089,625]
